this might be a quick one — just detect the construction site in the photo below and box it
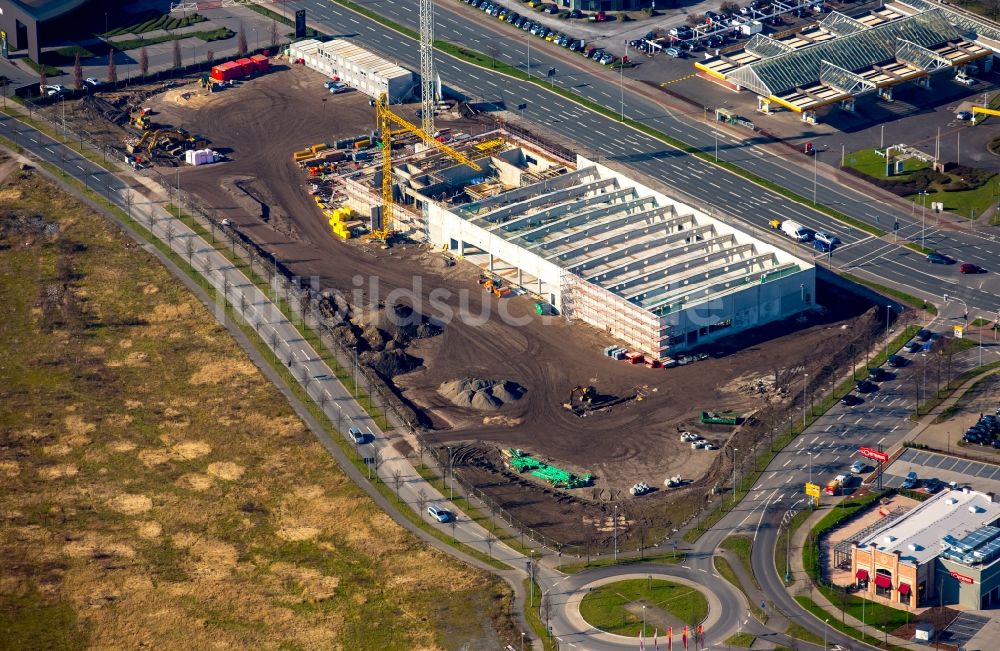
[39,40,902,550]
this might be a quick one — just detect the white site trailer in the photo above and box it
[288,38,415,104]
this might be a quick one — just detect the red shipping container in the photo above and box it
[250,54,269,73]
[211,61,241,82]
[235,57,255,77]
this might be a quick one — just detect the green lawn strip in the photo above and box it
[579,579,708,637]
[840,272,937,315]
[713,556,766,623]
[11,144,511,572]
[1,107,120,173]
[971,317,991,327]
[784,620,826,645]
[910,360,1000,420]
[523,579,558,651]
[557,551,685,574]
[110,27,234,52]
[905,176,1000,220]
[330,0,889,242]
[415,466,534,556]
[775,509,811,586]
[802,492,886,582]
[720,536,758,589]
[22,58,63,77]
[104,12,207,37]
[795,596,908,651]
[843,148,927,179]
[724,632,756,648]
[903,241,935,255]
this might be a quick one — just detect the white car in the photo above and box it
[955,75,976,86]
[956,110,973,121]
[427,505,452,522]
[45,84,64,96]
[348,427,365,444]
[84,77,101,87]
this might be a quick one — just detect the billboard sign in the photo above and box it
[805,482,821,498]
[295,9,307,38]
[859,447,889,463]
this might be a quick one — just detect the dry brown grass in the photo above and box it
[0,171,514,650]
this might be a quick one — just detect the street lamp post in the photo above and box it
[619,41,628,121]
[921,191,928,243]
[613,503,618,562]
[813,148,818,205]
[807,451,813,486]
[448,446,453,501]
[885,304,891,356]
[732,448,739,505]
[528,550,535,605]
[252,27,259,52]
[824,618,829,650]
[526,36,530,80]
[802,373,809,425]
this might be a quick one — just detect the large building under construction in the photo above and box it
[336,131,815,359]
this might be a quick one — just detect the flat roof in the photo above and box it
[290,38,411,80]
[858,489,1000,566]
[8,0,90,21]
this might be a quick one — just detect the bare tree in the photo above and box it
[416,488,428,517]
[416,439,427,468]
[485,531,497,559]
[236,23,248,57]
[239,292,248,320]
[107,49,117,84]
[184,236,195,267]
[38,68,47,96]
[318,392,330,416]
[983,0,1000,19]
[269,19,279,48]
[139,47,149,77]
[73,54,82,90]
[206,49,214,66]
[637,521,648,560]
[200,257,213,280]
[719,1,740,13]
[391,468,403,502]
[124,188,135,222]
[268,329,280,359]
[172,39,182,70]
[223,275,232,304]
[164,222,176,251]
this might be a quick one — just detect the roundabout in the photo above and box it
[578,577,709,637]
[546,566,742,650]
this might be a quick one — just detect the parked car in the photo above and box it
[850,460,866,474]
[955,75,976,87]
[669,26,692,38]
[427,505,452,522]
[956,110,973,120]
[867,367,887,381]
[814,231,840,248]
[841,394,863,406]
[887,354,907,368]
[543,3,559,13]
[927,251,954,264]
[568,39,584,52]
[904,341,922,353]
[916,328,934,342]
[855,380,878,393]
[901,471,918,489]
[590,48,605,61]
[568,9,583,18]
[599,53,616,65]
[923,478,942,494]
[84,77,101,87]
[960,263,986,274]
[664,47,684,58]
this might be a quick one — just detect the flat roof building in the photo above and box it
[851,488,1000,610]
[288,38,415,104]
[337,130,815,360]
[0,0,91,61]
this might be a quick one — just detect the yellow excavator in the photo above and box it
[569,385,597,404]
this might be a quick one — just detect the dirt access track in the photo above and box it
[147,63,885,549]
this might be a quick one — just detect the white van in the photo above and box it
[780,220,811,242]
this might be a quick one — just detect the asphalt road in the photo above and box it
[281,0,1000,318]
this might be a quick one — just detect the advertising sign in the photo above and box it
[950,571,974,584]
[805,483,821,498]
[859,447,889,463]
[295,9,307,38]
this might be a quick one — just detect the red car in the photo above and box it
[960,263,986,274]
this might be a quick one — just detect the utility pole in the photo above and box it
[613,503,618,562]
[732,448,739,505]
[802,373,809,425]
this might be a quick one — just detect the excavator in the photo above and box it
[569,385,597,405]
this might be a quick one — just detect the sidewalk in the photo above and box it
[788,504,920,650]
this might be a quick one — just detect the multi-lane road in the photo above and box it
[281,0,1000,318]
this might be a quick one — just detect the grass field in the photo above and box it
[842,149,928,179]
[578,579,707,637]
[0,169,514,649]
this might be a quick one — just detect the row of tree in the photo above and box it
[40,19,281,94]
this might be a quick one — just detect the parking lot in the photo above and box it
[880,448,1000,495]
[940,612,991,648]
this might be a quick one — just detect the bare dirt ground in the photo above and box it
[121,64,890,549]
[0,170,514,649]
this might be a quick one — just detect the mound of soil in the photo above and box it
[439,378,525,411]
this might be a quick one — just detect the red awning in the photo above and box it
[856,569,869,581]
[874,574,892,589]
[899,583,911,595]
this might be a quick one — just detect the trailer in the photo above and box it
[700,410,740,425]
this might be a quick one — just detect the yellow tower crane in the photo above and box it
[372,92,482,242]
